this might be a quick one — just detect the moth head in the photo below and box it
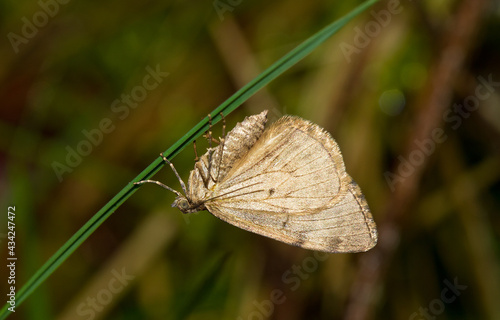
[171,196,203,214]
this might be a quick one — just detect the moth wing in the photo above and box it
[205,116,377,253]
[207,180,377,253]
[209,115,350,214]
[193,110,268,190]
[215,110,268,180]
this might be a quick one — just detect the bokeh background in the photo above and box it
[1,0,500,319]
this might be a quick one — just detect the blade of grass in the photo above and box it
[0,1,378,318]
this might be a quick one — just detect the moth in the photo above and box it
[136,110,377,253]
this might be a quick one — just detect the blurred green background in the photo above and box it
[1,0,500,319]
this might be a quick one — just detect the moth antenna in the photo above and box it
[134,152,187,196]
[134,179,183,197]
[159,152,188,195]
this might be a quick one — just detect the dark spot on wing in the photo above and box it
[269,188,275,196]
[328,237,343,250]
[290,232,307,248]
[281,214,290,229]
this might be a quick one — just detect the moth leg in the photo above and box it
[193,130,210,187]
[220,112,226,140]
[133,153,186,196]
[202,113,221,144]
[193,135,210,187]
[216,112,226,182]
[192,139,212,187]
[202,134,220,145]
[193,132,210,186]
[205,113,215,188]
[193,140,199,162]
[205,113,214,147]
[195,160,211,188]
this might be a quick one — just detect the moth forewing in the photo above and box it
[202,114,377,253]
[207,116,351,214]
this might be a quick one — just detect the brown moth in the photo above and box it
[136,110,377,253]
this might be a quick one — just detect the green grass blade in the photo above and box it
[0,1,378,318]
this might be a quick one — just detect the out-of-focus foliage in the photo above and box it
[1,0,499,319]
